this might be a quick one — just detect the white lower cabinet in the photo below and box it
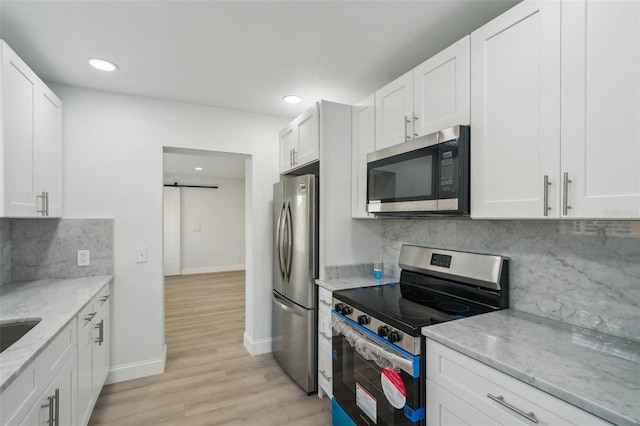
[317,286,333,398]
[77,286,110,426]
[426,339,612,426]
[20,351,77,426]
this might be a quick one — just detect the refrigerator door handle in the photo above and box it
[276,203,286,280]
[273,292,306,317]
[285,200,293,281]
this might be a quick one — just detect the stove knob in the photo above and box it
[334,303,344,312]
[357,315,370,325]
[388,330,402,343]
[341,306,353,316]
[378,325,389,338]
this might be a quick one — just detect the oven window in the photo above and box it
[367,148,436,203]
[332,325,422,425]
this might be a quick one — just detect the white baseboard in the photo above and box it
[181,265,245,275]
[105,344,167,385]
[243,331,272,355]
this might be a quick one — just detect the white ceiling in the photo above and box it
[0,0,519,119]
[163,149,247,179]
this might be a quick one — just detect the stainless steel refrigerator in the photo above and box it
[272,174,318,394]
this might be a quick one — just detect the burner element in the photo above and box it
[438,301,470,313]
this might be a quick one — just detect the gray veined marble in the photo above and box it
[382,219,640,342]
[422,310,640,426]
[9,218,114,282]
[0,219,11,287]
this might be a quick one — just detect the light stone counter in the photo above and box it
[422,309,640,426]
[0,275,113,392]
[316,276,393,292]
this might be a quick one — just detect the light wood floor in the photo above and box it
[89,271,331,425]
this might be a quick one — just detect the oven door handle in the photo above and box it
[332,314,417,377]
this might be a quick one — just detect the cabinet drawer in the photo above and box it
[426,339,611,425]
[318,310,332,351]
[318,286,333,315]
[318,346,333,398]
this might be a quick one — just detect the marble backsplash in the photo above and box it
[382,219,640,343]
[0,220,11,286]
[0,218,113,285]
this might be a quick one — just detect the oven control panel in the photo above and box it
[332,298,420,355]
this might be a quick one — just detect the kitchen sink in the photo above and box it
[0,319,41,353]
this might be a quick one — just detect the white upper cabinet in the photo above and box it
[471,0,639,219]
[471,1,561,218]
[279,103,320,174]
[413,36,470,138]
[560,0,640,219]
[351,94,376,219]
[374,70,413,151]
[1,40,63,217]
[375,37,471,151]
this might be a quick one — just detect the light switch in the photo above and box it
[136,247,148,263]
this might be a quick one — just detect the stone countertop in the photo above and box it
[316,276,394,292]
[422,309,640,426]
[0,275,113,392]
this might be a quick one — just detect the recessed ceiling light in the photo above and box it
[282,95,302,104]
[88,58,119,72]
[194,167,203,171]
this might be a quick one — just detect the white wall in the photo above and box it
[163,175,245,274]
[54,84,287,382]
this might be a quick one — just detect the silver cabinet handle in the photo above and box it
[100,294,110,304]
[543,175,551,216]
[319,298,332,307]
[41,388,59,426]
[95,319,104,345]
[412,112,418,137]
[320,369,332,382]
[84,312,97,322]
[319,331,331,341]
[404,115,411,141]
[292,148,297,166]
[37,191,47,216]
[487,393,538,424]
[45,192,49,216]
[562,171,572,216]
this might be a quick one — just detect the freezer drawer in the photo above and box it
[272,291,317,393]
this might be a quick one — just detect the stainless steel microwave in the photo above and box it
[367,125,470,216]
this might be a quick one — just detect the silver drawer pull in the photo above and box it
[320,369,332,382]
[319,299,332,307]
[487,394,538,424]
[84,312,97,322]
[100,294,110,303]
[319,331,331,341]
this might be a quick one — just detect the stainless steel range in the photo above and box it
[331,245,509,426]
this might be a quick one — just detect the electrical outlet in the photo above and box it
[77,250,90,266]
[136,247,148,263]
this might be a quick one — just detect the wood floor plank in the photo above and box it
[89,271,331,425]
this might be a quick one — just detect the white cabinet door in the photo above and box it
[92,295,110,395]
[295,103,319,168]
[561,0,640,219]
[427,380,502,426]
[413,36,470,138]
[20,351,77,426]
[35,83,63,217]
[1,41,38,217]
[77,317,94,426]
[470,1,561,219]
[375,70,413,150]
[351,95,376,218]
[279,123,296,174]
[279,103,319,174]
